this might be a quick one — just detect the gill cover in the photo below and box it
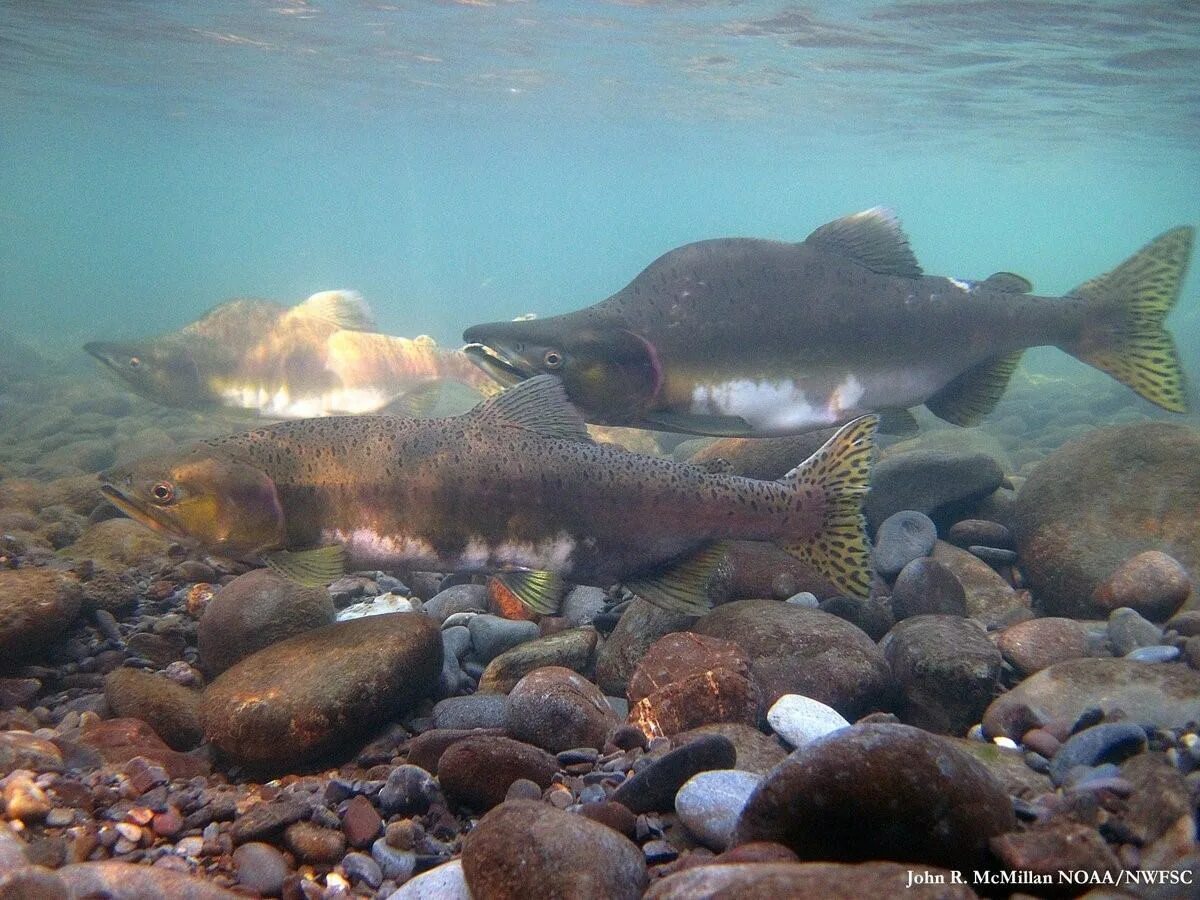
[555,329,662,424]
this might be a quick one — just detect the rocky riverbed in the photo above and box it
[3,357,1200,898]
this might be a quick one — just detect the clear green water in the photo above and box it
[2,1,1198,393]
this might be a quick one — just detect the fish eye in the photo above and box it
[543,350,563,369]
[150,482,175,504]
[129,357,141,368]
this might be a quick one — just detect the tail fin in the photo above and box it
[1065,226,1194,413]
[776,415,879,599]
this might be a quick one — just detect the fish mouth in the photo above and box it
[83,342,119,373]
[462,343,533,388]
[98,482,185,541]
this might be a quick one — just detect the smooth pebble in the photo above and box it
[766,694,850,749]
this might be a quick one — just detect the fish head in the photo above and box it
[84,340,208,408]
[99,450,284,558]
[462,319,662,425]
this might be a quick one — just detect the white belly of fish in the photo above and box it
[218,383,392,417]
[322,527,578,573]
[689,369,943,433]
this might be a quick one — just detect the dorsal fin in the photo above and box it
[469,375,593,443]
[981,271,1033,293]
[289,290,376,330]
[803,207,923,278]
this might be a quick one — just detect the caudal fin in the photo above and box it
[1066,226,1194,413]
[776,415,879,599]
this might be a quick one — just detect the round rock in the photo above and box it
[1048,722,1148,786]
[889,557,968,620]
[1094,551,1192,621]
[505,666,618,753]
[1012,423,1200,617]
[880,615,1002,735]
[692,600,892,719]
[462,799,646,900]
[104,668,203,750]
[982,658,1200,740]
[872,510,937,581]
[197,569,334,676]
[476,627,598,694]
[467,614,539,664]
[437,735,557,811]
[233,842,290,897]
[388,859,471,900]
[766,694,850,749]
[863,448,1004,533]
[735,723,1015,868]
[200,612,441,768]
[645,861,977,899]
[996,617,1090,677]
[611,733,736,814]
[0,569,82,666]
[675,769,762,850]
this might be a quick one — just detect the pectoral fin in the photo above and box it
[876,407,919,436]
[492,569,567,616]
[642,412,754,437]
[925,352,1024,426]
[623,543,731,616]
[265,545,346,586]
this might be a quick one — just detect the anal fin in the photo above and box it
[642,412,754,437]
[265,545,346,587]
[493,569,566,616]
[623,542,731,616]
[925,352,1023,426]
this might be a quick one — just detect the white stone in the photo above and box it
[336,593,416,621]
[386,859,472,899]
[675,769,762,850]
[766,694,850,749]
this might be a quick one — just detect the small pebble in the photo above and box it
[1126,644,1180,663]
[766,694,850,748]
[372,836,417,882]
[968,545,1017,566]
[342,851,384,889]
[785,592,820,608]
[233,841,290,896]
[675,769,762,851]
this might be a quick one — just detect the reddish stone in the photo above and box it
[996,617,1089,676]
[79,718,209,778]
[990,821,1122,877]
[404,728,506,773]
[628,668,761,738]
[341,794,382,848]
[715,842,800,865]
[627,632,754,704]
[1093,551,1192,622]
[123,756,169,794]
[152,808,183,838]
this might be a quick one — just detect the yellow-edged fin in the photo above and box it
[494,570,566,616]
[777,415,878,598]
[1066,226,1193,413]
[265,545,346,587]
[925,351,1024,426]
[469,375,594,443]
[624,542,731,616]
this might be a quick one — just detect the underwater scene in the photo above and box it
[2,1,1200,897]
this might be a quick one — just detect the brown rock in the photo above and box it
[197,569,335,676]
[1012,423,1200,616]
[990,821,1121,879]
[403,727,506,774]
[645,861,976,899]
[996,617,1090,677]
[982,658,1200,740]
[948,739,1053,799]
[476,628,597,694]
[676,723,788,776]
[881,615,1001,735]
[1092,550,1192,621]
[55,861,243,899]
[341,794,382,849]
[0,731,63,776]
[930,542,1029,628]
[627,632,753,704]
[0,867,70,899]
[628,668,760,738]
[437,736,557,811]
[0,569,82,668]
[735,723,1016,868]
[462,800,646,900]
[64,518,174,568]
[1121,753,1193,845]
[722,541,837,601]
[889,557,968,620]
[284,821,346,865]
[578,800,637,838]
[104,668,203,750]
[692,600,892,719]
[79,718,209,778]
[200,613,441,768]
[714,842,799,864]
[686,432,832,481]
[505,666,618,753]
[594,598,696,697]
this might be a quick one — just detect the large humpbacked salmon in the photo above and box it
[99,376,879,611]
[463,209,1193,436]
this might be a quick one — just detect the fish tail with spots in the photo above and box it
[775,413,879,598]
[1064,226,1194,413]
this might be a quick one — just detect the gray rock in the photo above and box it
[766,694,850,749]
[1127,645,1180,663]
[386,859,470,899]
[342,851,383,889]
[595,598,695,697]
[864,449,1004,533]
[505,666,618,753]
[432,694,509,730]
[1108,607,1164,655]
[441,625,471,661]
[424,584,488,624]
[611,733,736,814]
[379,764,444,816]
[785,592,820,608]
[561,586,608,627]
[1048,722,1148,786]
[872,511,937,580]
[947,519,1013,550]
[372,838,417,882]
[675,769,762,850]
[969,546,1018,566]
[233,842,289,896]
[467,615,539,664]
[889,557,967,620]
